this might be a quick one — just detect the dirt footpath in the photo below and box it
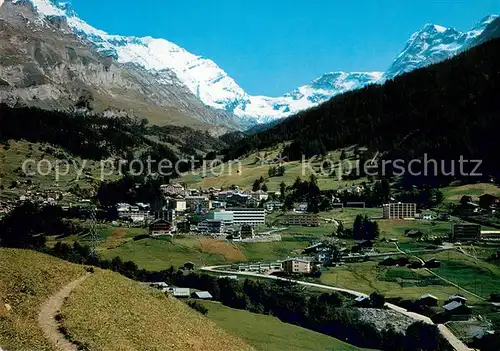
[38,274,89,351]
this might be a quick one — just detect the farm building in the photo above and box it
[191,291,213,300]
[418,294,439,306]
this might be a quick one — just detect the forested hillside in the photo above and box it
[226,38,500,183]
[0,104,226,162]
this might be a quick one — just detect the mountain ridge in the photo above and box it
[8,0,500,126]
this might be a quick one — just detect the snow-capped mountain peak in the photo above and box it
[384,14,500,80]
[13,1,500,126]
[22,0,382,124]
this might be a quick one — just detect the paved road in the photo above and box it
[202,266,471,351]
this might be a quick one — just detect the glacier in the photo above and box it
[18,0,500,125]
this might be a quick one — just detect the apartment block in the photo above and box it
[383,203,417,219]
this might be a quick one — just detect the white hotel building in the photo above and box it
[230,208,266,226]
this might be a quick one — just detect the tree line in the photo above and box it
[224,38,500,186]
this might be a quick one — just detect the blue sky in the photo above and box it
[71,0,500,96]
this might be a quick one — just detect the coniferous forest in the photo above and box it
[225,38,500,184]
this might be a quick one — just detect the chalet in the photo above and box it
[354,295,371,307]
[160,183,185,196]
[443,301,471,320]
[167,287,190,298]
[406,230,424,239]
[418,294,439,307]
[424,258,441,268]
[191,291,213,300]
[479,194,500,209]
[408,261,424,269]
[379,256,397,266]
[183,262,195,270]
[447,294,468,305]
[149,219,173,236]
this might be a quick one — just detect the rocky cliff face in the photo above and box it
[0,0,244,132]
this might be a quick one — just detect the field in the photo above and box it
[198,301,368,351]
[100,235,308,270]
[420,251,500,300]
[178,148,367,192]
[441,182,500,203]
[320,259,482,303]
[61,270,252,351]
[0,248,86,351]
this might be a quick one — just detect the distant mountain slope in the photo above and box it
[0,0,244,131]
[0,248,252,351]
[226,38,500,180]
[25,1,498,125]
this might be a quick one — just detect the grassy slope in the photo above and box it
[100,236,307,270]
[61,270,252,351]
[198,301,368,351]
[0,248,86,351]
[0,248,251,351]
[0,140,117,202]
[441,183,500,203]
[319,260,479,303]
[420,250,500,299]
[178,148,366,191]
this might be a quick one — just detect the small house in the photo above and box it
[379,256,397,266]
[191,291,213,300]
[183,262,195,270]
[443,301,471,320]
[354,295,371,307]
[447,294,467,305]
[408,261,424,269]
[406,230,424,239]
[149,219,173,236]
[167,287,190,298]
[418,294,439,307]
[424,258,441,268]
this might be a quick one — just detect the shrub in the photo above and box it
[187,300,208,315]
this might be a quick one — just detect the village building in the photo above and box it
[198,219,225,235]
[406,230,424,239]
[281,213,321,226]
[442,301,472,320]
[418,294,439,306]
[176,220,191,233]
[354,295,371,307]
[480,230,500,240]
[281,258,312,274]
[240,224,255,239]
[211,200,227,209]
[478,194,500,209]
[230,208,266,226]
[149,219,173,236]
[116,203,150,222]
[451,223,481,241]
[160,183,185,196]
[265,201,284,212]
[167,287,191,298]
[383,202,417,219]
[251,190,269,201]
[185,196,211,212]
[191,291,213,300]
[447,294,468,305]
